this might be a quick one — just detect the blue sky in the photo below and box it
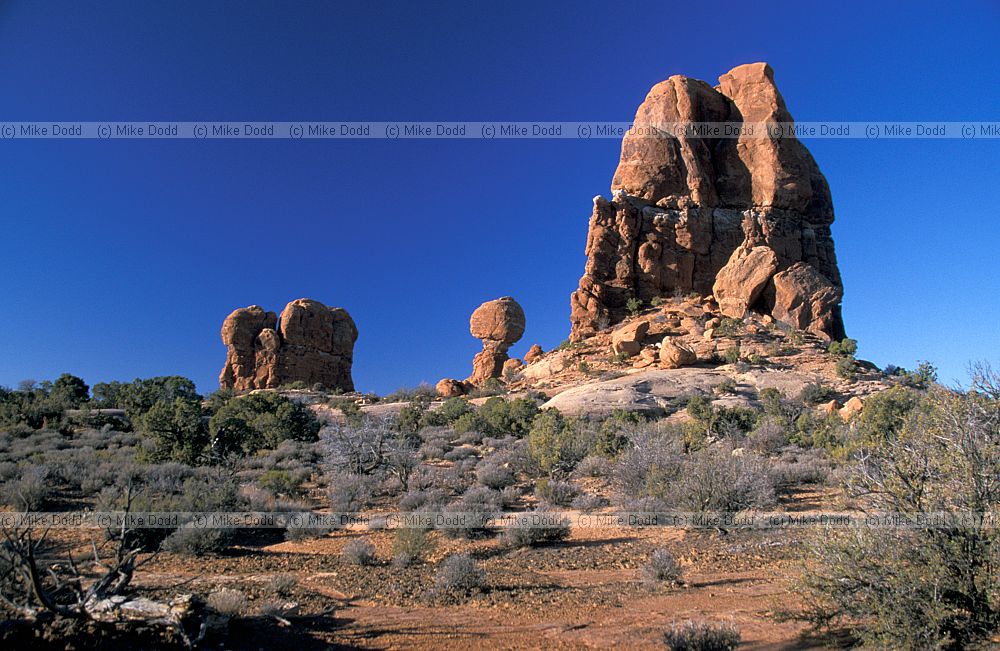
[1,0,998,395]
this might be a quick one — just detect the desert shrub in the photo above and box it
[835,356,857,379]
[748,417,789,454]
[715,378,737,395]
[207,588,247,616]
[392,526,435,567]
[722,346,741,365]
[626,297,643,316]
[662,621,740,650]
[642,548,682,587]
[341,538,376,566]
[475,460,516,489]
[899,360,939,389]
[469,378,505,398]
[715,317,744,337]
[574,455,613,477]
[503,508,570,547]
[528,410,590,474]
[664,447,776,513]
[476,397,541,438]
[441,487,501,539]
[258,469,307,496]
[209,392,320,457]
[420,397,473,427]
[852,384,923,446]
[382,383,436,404]
[432,553,485,596]
[443,445,477,461]
[684,397,757,446]
[399,488,448,513]
[325,416,418,490]
[534,479,579,506]
[827,338,857,357]
[329,473,373,514]
[798,382,835,406]
[268,574,296,596]
[798,366,1000,648]
[1,466,51,510]
[771,450,832,486]
[419,436,451,460]
[614,426,684,498]
[570,493,607,511]
[0,461,17,482]
[161,524,228,555]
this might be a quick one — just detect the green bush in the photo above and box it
[626,297,643,316]
[258,469,306,496]
[528,410,588,474]
[798,367,1000,647]
[835,356,857,379]
[141,397,207,463]
[827,338,858,357]
[209,392,321,456]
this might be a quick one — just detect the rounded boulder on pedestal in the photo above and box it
[470,297,525,345]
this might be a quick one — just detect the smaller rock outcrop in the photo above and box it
[436,378,467,398]
[712,246,780,318]
[219,298,357,392]
[467,297,526,385]
[611,320,650,357]
[524,344,544,365]
[659,337,697,369]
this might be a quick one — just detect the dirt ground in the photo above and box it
[102,512,835,650]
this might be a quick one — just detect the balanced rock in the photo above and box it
[659,338,697,369]
[524,344,544,364]
[569,62,845,341]
[219,298,357,392]
[436,378,467,398]
[467,297,526,385]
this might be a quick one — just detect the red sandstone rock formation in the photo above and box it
[570,62,845,341]
[219,298,357,392]
[467,297,525,385]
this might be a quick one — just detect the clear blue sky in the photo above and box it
[1,0,998,395]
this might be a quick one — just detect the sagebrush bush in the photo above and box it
[399,488,448,513]
[341,538,376,566]
[662,620,740,651]
[534,479,579,506]
[329,473,373,514]
[570,493,607,512]
[161,523,229,555]
[391,526,435,567]
[433,553,485,596]
[267,574,296,596]
[574,455,613,478]
[503,508,570,548]
[642,548,682,587]
[207,588,247,617]
[2,466,50,510]
[442,487,502,539]
[475,460,516,489]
